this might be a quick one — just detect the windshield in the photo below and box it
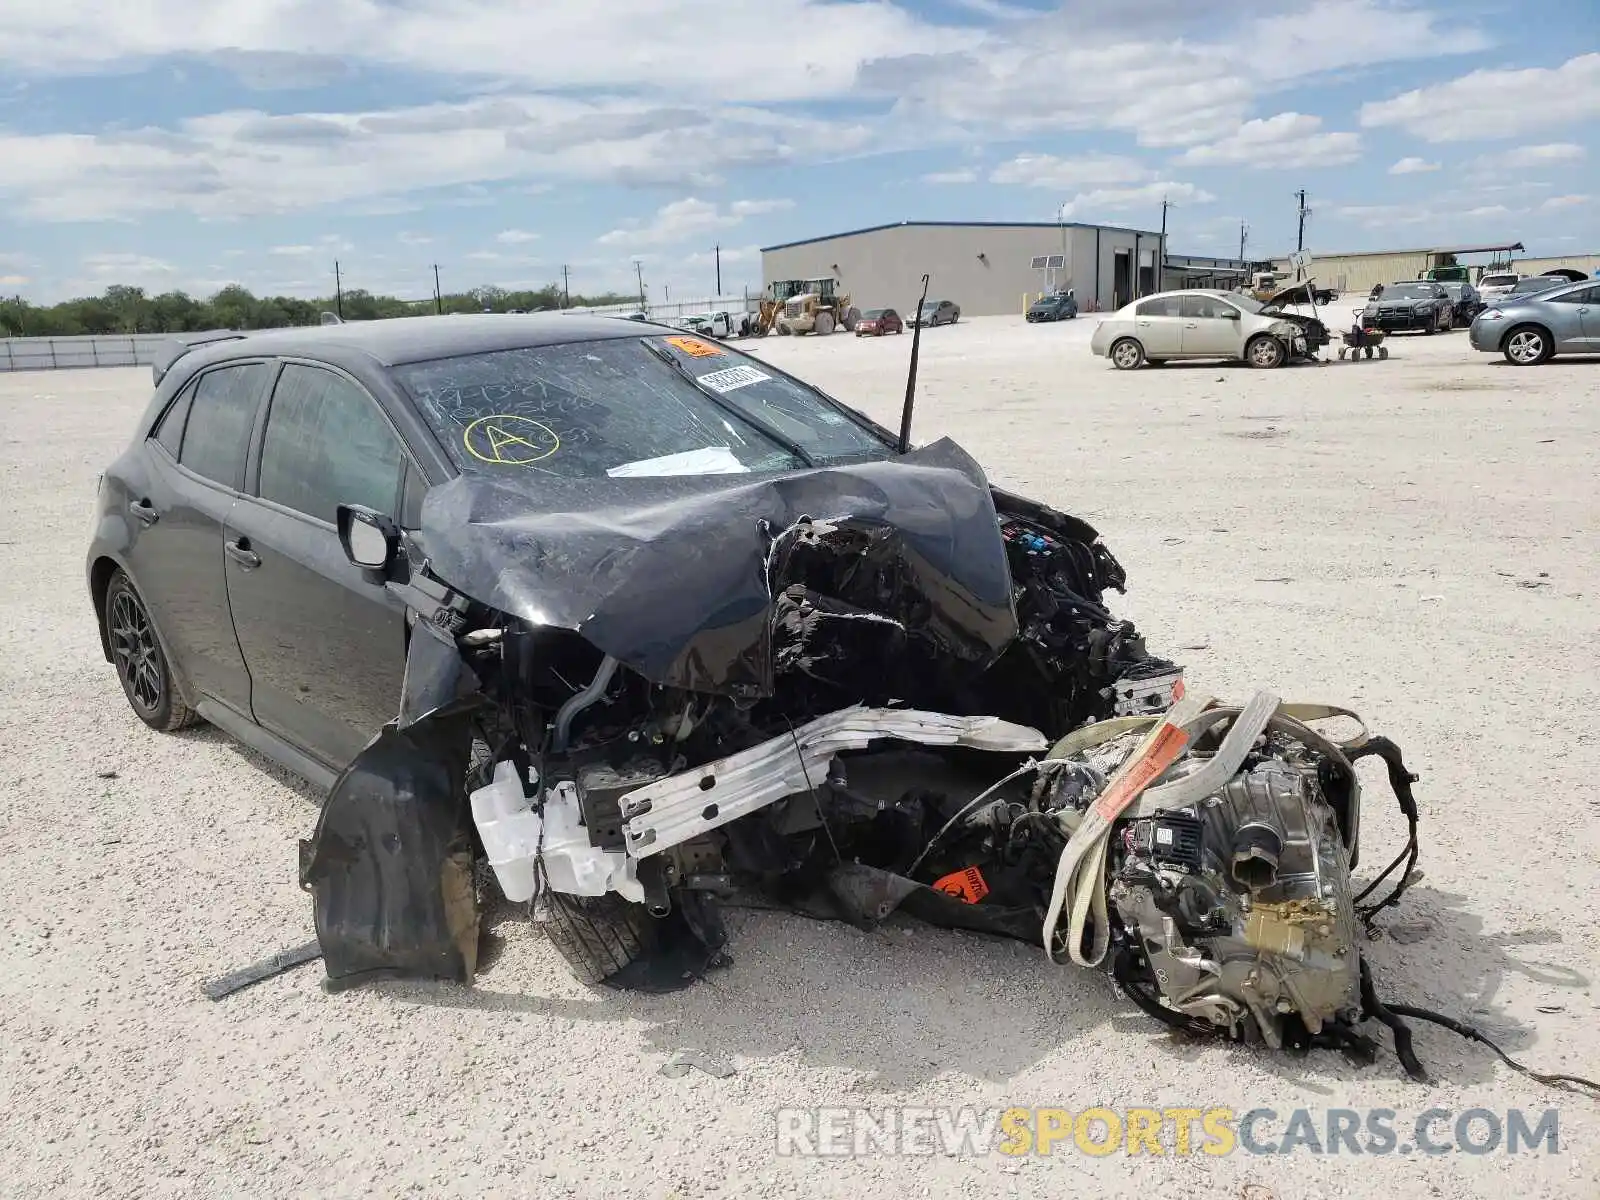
[1480,274,1517,288]
[1383,283,1439,300]
[1231,294,1265,313]
[920,301,940,312]
[394,336,893,480]
[863,309,887,318]
[1511,277,1561,293]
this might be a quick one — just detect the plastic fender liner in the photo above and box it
[298,703,479,991]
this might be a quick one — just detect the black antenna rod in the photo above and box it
[897,273,931,454]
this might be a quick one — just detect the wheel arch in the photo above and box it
[89,554,124,662]
[93,556,199,708]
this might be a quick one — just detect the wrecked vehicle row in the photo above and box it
[91,311,1430,1075]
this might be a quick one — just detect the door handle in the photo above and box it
[225,538,261,570]
[128,499,159,526]
[1183,322,1198,328]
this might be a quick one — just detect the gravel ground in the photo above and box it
[2,314,1597,1198]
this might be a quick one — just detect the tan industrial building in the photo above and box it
[1266,242,1533,294]
[760,220,1183,317]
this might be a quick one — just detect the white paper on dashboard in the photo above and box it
[606,446,752,478]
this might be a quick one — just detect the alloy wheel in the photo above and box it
[1506,330,1544,365]
[110,589,163,714]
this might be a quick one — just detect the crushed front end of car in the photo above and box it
[299,436,1426,1069]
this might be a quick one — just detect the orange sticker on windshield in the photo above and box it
[665,336,725,358]
[932,866,990,905]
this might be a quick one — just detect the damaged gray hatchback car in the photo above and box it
[88,314,1433,1068]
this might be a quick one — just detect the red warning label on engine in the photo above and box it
[1093,723,1190,821]
[932,865,990,904]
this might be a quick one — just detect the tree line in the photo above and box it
[0,283,640,338]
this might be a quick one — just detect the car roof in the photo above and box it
[177,313,666,375]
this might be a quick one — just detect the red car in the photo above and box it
[855,307,904,336]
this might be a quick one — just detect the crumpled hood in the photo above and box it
[414,438,1022,698]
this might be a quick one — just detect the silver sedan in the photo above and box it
[1088,290,1308,370]
[1468,279,1600,365]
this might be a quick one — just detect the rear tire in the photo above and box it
[103,568,197,732]
[539,891,650,984]
[1110,338,1145,370]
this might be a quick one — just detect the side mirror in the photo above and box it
[1224,308,1240,319]
[337,503,400,584]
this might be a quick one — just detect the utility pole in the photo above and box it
[432,264,442,314]
[561,265,570,309]
[633,259,645,310]
[1239,221,1249,263]
[1295,189,1310,253]
[1158,196,1171,293]
[714,244,722,297]
[334,261,343,319]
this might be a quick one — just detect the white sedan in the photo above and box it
[1088,289,1313,370]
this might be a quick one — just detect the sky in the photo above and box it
[0,0,1595,304]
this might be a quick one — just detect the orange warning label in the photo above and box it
[1171,677,1186,703]
[664,336,725,358]
[1093,723,1189,821]
[932,865,990,904]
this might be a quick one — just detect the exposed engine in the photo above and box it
[1081,735,1360,1047]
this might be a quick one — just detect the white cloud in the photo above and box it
[1360,53,1600,142]
[1389,157,1439,174]
[990,154,1151,189]
[0,95,874,220]
[921,168,978,184]
[496,229,540,244]
[1466,204,1511,218]
[861,0,1487,149]
[397,231,433,246]
[0,274,29,287]
[1059,181,1215,219]
[598,197,793,248]
[1174,112,1361,168]
[0,1,951,103]
[269,244,315,256]
[1498,142,1586,166]
[1541,194,1588,211]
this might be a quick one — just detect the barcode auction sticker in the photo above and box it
[697,365,771,393]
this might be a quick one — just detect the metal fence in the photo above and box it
[1,301,769,372]
[561,295,764,320]
[0,333,203,373]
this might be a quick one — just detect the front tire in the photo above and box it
[104,569,197,732]
[1503,326,1552,366]
[814,311,835,336]
[538,891,650,985]
[1245,334,1286,369]
[1110,338,1145,370]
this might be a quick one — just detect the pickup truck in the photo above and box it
[675,310,752,339]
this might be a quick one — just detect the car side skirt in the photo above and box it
[196,697,339,795]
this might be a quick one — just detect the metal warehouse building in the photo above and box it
[760,220,1175,317]
[1268,242,1526,294]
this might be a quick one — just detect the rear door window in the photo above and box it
[152,378,197,458]
[1136,297,1181,317]
[256,363,407,524]
[179,363,269,490]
